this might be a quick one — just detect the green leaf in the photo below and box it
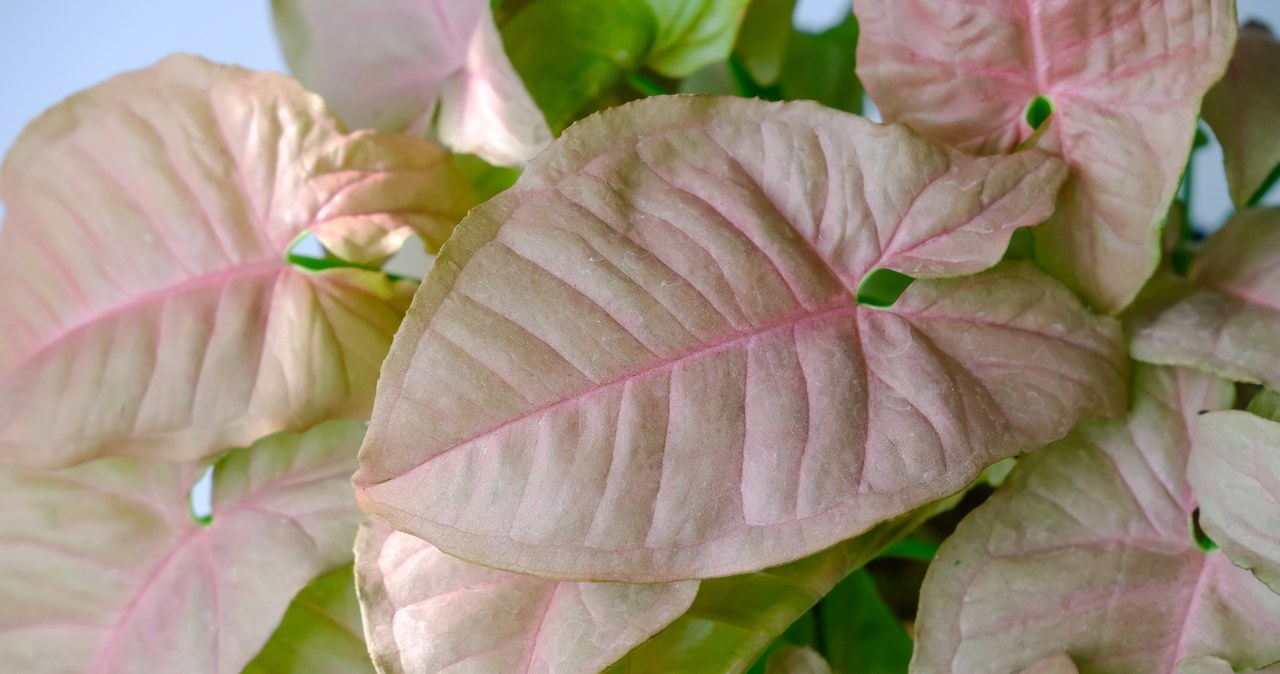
[819,571,912,674]
[500,0,657,132]
[644,0,751,77]
[734,0,798,86]
[451,153,523,203]
[244,566,374,674]
[605,500,951,673]
[779,14,861,113]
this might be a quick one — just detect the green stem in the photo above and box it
[626,71,670,97]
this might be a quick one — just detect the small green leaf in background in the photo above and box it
[451,153,523,203]
[734,0,798,87]
[780,13,861,113]
[243,566,374,674]
[500,0,657,132]
[645,0,752,77]
[819,570,913,674]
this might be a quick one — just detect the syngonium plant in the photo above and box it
[2,0,1280,672]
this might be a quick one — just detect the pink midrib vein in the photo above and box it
[8,259,289,374]
[362,298,862,487]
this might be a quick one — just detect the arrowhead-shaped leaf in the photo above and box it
[0,55,470,467]
[855,0,1237,312]
[1203,22,1280,208]
[356,95,1125,582]
[911,367,1280,674]
[1131,207,1280,389]
[1190,409,1280,595]
[0,420,366,673]
[273,0,552,166]
[245,566,375,674]
[354,519,697,673]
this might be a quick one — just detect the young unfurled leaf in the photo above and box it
[0,421,366,673]
[733,0,797,87]
[0,55,469,467]
[1131,207,1280,389]
[643,0,751,78]
[912,367,1280,673]
[1190,410,1280,595]
[855,0,1238,313]
[355,95,1125,583]
[273,0,552,166]
[355,520,697,673]
[244,566,375,674]
[1203,22,1280,208]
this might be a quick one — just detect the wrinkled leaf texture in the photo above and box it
[356,96,1126,583]
[856,0,1237,312]
[0,421,366,674]
[0,55,470,467]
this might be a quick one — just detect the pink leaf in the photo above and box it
[1190,410,1280,595]
[0,420,366,674]
[1203,22,1280,208]
[1131,207,1280,389]
[354,520,697,673]
[855,0,1238,313]
[274,0,552,166]
[355,96,1126,582]
[912,366,1280,674]
[0,55,470,467]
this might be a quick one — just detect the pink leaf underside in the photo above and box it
[354,520,698,674]
[1131,207,1280,390]
[1190,411,1280,596]
[855,0,1238,312]
[1203,22,1280,208]
[765,646,832,674]
[274,0,551,166]
[911,366,1280,674]
[0,54,471,468]
[0,420,366,674]
[355,95,1126,583]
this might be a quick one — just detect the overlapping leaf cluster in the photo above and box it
[2,1,1280,673]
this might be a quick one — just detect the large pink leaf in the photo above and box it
[0,420,366,674]
[1130,207,1280,389]
[1190,409,1280,595]
[355,96,1126,582]
[273,0,552,166]
[0,54,471,467]
[855,0,1237,313]
[1203,22,1280,208]
[911,366,1280,674]
[355,519,697,673]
